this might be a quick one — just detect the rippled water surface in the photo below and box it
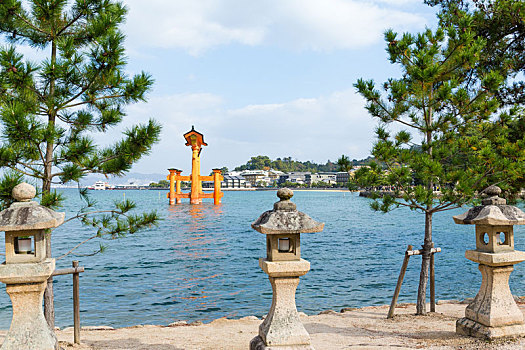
[0,189,524,329]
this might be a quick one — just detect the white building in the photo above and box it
[240,170,269,187]
[277,172,310,185]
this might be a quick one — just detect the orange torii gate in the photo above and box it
[167,126,224,205]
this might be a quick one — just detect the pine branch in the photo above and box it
[391,116,424,131]
[12,12,50,36]
[56,234,97,260]
[383,161,426,212]
[431,201,460,213]
[63,209,127,224]
[62,94,125,109]
[17,160,40,174]
[58,69,105,109]
[56,12,84,36]
[6,165,40,178]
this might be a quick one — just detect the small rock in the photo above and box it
[318,310,337,315]
[461,298,474,304]
[210,317,229,324]
[396,303,415,308]
[240,316,259,321]
[189,321,203,326]
[168,321,187,327]
[298,312,308,317]
[261,314,267,320]
[54,326,61,331]
[340,307,358,313]
[437,299,461,305]
[82,325,114,331]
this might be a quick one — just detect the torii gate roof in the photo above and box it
[184,126,208,147]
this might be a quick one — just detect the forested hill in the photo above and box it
[234,156,373,173]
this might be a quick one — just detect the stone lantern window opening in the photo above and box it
[6,230,46,263]
[278,238,290,252]
[15,236,33,254]
[475,225,513,253]
[266,234,300,261]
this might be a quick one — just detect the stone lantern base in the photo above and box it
[457,253,525,340]
[250,258,314,350]
[0,259,57,350]
[457,318,525,339]
[250,335,315,350]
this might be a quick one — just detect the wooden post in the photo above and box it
[167,168,177,205]
[190,145,202,204]
[430,242,436,312]
[387,245,413,319]
[72,261,80,344]
[212,169,223,205]
[175,170,182,204]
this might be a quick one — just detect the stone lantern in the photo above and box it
[250,188,324,350]
[453,185,525,339]
[0,183,64,350]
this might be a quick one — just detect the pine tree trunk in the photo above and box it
[43,160,56,331]
[417,102,434,315]
[43,40,57,330]
[43,174,55,330]
[44,230,55,329]
[416,211,433,315]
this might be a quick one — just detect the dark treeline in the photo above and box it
[234,155,373,173]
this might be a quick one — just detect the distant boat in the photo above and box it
[94,181,107,190]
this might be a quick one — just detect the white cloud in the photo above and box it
[124,89,376,173]
[123,0,428,55]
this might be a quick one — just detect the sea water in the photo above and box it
[0,189,523,329]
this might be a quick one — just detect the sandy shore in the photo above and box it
[292,189,350,192]
[4,302,520,350]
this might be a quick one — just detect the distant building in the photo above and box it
[278,172,310,185]
[267,169,285,182]
[241,170,269,187]
[336,171,351,186]
[306,172,337,185]
[222,175,248,188]
[202,181,214,189]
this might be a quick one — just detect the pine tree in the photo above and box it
[354,22,525,315]
[425,0,525,105]
[0,0,161,327]
[426,0,525,194]
[337,154,352,172]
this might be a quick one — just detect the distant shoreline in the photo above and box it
[63,187,352,192]
[292,189,350,192]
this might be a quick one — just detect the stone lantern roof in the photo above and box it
[453,185,525,226]
[252,188,324,234]
[0,183,65,231]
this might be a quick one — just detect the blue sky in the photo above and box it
[12,0,440,175]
